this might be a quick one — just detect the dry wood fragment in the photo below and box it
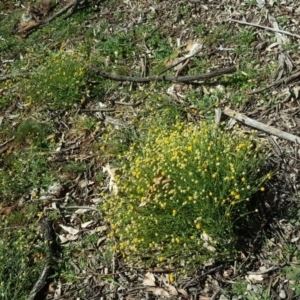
[223,108,300,144]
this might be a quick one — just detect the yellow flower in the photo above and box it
[187,145,192,151]
[172,210,177,216]
[260,187,265,192]
[196,223,201,230]
[169,273,175,283]
[241,177,246,182]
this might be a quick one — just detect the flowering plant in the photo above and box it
[102,121,270,270]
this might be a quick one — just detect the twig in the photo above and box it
[63,205,101,214]
[91,66,236,83]
[223,108,300,143]
[248,70,300,94]
[228,19,300,39]
[247,265,279,275]
[82,108,115,112]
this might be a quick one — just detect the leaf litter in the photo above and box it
[1,0,300,299]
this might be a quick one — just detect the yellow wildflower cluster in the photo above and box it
[102,121,270,269]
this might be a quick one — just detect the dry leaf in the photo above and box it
[103,163,119,195]
[89,225,108,234]
[54,279,62,299]
[143,272,156,286]
[81,220,94,228]
[147,287,170,298]
[97,236,106,246]
[59,224,80,235]
[178,288,189,297]
[245,274,264,282]
[166,284,178,296]
[185,40,203,56]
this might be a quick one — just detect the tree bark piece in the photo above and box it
[223,108,300,144]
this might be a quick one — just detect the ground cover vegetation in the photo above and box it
[1,0,300,299]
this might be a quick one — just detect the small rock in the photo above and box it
[279,289,286,299]
[219,295,229,300]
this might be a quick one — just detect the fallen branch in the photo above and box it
[228,19,300,39]
[248,70,300,94]
[223,108,300,144]
[91,66,236,83]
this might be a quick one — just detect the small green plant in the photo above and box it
[102,120,271,270]
[231,279,248,296]
[0,149,53,201]
[21,51,87,109]
[15,120,51,147]
[246,286,270,300]
[283,266,300,297]
[0,208,47,300]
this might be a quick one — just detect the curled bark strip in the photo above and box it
[91,66,236,83]
[223,108,300,144]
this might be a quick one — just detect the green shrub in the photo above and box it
[102,121,271,270]
[23,51,87,109]
[15,120,51,147]
[0,150,53,201]
[0,212,45,300]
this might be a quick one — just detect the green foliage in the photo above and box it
[0,149,53,201]
[0,212,46,300]
[231,279,248,296]
[15,120,52,147]
[283,266,300,297]
[233,29,255,55]
[22,51,87,109]
[102,121,270,270]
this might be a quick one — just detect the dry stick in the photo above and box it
[91,66,236,83]
[249,70,300,94]
[228,19,300,39]
[223,108,300,144]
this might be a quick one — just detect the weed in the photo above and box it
[15,120,52,148]
[19,50,87,109]
[0,208,47,300]
[102,120,270,271]
[231,279,247,296]
[283,266,300,297]
[0,149,53,202]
